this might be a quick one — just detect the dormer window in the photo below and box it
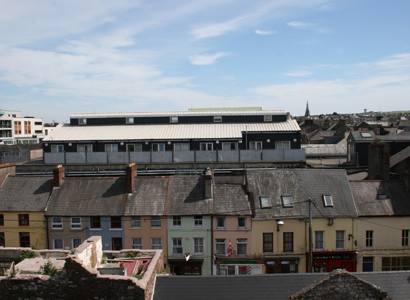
[281,195,293,208]
[260,196,272,208]
[126,117,134,124]
[214,116,222,122]
[323,195,333,207]
[170,116,178,123]
[79,118,87,125]
[264,115,272,122]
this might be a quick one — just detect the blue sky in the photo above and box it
[0,0,409,123]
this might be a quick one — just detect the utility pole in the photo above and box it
[308,198,313,273]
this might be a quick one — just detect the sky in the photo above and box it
[0,0,409,123]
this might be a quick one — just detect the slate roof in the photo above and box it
[213,184,252,216]
[349,180,410,216]
[0,176,53,211]
[351,131,410,141]
[390,146,410,167]
[45,177,127,216]
[124,177,169,216]
[153,271,410,300]
[166,176,211,216]
[246,169,357,219]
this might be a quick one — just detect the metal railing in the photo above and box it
[0,151,31,164]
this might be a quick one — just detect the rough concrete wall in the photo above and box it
[76,236,102,269]
[0,163,14,188]
[143,250,164,300]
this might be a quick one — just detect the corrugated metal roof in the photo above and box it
[351,131,410,142]
[71,110,287,118]
[43,120,301,142]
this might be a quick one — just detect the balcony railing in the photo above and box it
[44,149,306,164]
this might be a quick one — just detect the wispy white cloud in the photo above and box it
[222,75,235,80]
[287,21,329,33]
[284,70,313,77]
[255,29,277,35]
[189,52,231,65]
[191,17,244,39]
[287,21,312,28]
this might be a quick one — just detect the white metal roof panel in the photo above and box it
[43,120,300,142]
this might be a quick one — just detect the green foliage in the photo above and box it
[332,112,338,115]
[127,251,138,258]
[372,137,385,146]
[70,248,76,255]
[40,260,58,276]
[389,116,397,121]
[101,252,107,264]
[14,250,36,264]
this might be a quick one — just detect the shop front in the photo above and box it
[169,259,203,275]
[213,259,263,275]
[264,257,300,273]
[306,251,357,273]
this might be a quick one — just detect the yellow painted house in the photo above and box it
[0,164,53,248]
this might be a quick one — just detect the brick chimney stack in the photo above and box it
[204,167,213,200]
[368,142,390,180]
[126,163,138,193]
[53,165,65,187]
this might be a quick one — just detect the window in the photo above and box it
[336,231,345,250]
[315,231,324,250]
[260,196,272,208]
[237,239,247,255]
[323,195,333,207]
[382,257,410,271]
[35,130,43,134]
[200,143,213,151]
[152,238,162,249]
[54,239,64,249]
[0,214,3,226]
[214,116,222,122]
[173,216,182,228]
[275,141,290,150]
[222,142,238,150]
[194,216,203,228]
[249,141,262,150]
[112,238,123,250]
[131,217,141,228]
[263,233,273,253]
[52,217,63,229]
[77,144,92,152]
[237,217,246,229]
[19,214,29,226]
[105,144,118,152]
[35,122,42,125]
[79,118,87,125]
[152,143,165,151]
[216,239,226,255]
[174,143,190,151]
[151,216,161,228]
[281,195,293,208]
[20,232,30,247]
[72,238,82,248]
[283,233,293,252]
[0,232,4,247]
[90,216,101,229]
[402,230,409,246]
[216,217,225,229]
[132,238,142,249]
[366,231,373,247]
[51,145,64,153]
[127,144,142,152]
[71,217,81,229]
[264,115,272,122]
[172,238,183,255]
[111,216,122,229]
[194,238,204,254]
[170,116,178,123]
[126,117,134,124]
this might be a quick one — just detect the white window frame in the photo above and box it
[403,230,409,247]
[172,237,183,255]
[264,115,272,122]
[366,230,373,247]
[51,145,64,153]
[53,238,64,250]
[172,216,182,228]
[222,142,238,151]
[323,195,333,207]
[200,143,213,151]
[275,141,291,150]
[71,217,81,230]
[260,196,272,208]
[152,143,165,151]
[216,239,226,255]
[336,230,345,250]
[105,144,118,152]
[77,144,93,152]
[170,116,178,123]
[127,144,142,152]
[151,216,161,228]
[174,143,190,151]
[193,216,203,228]
[194,238,204,254]
[151,237,162,249]
[237,239,247,255]
[315,231,324,250]
[72,238,82,249]
[126,117,134,124]
[132,238,143,249]
[216,217,225,229]
[131,216,141,228]
[214,116,222,122]
[237,217,247,229]
[249,141,262,150]
[52,217,63,229]
[78,118,87,125]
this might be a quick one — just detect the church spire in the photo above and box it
[304,100,310,117]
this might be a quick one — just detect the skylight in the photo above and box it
[360,132,372,138]
[260,196,272,208]
[323,195,333,207]
[281,195,293,208]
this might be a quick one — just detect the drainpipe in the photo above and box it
[45,215,49,249]
[211,215,214,275]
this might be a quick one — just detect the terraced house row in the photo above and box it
[1,163,410,275]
